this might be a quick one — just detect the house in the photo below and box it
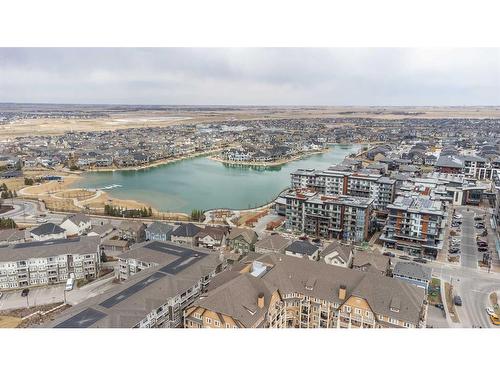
[285,240,320,261]
[0,228,27,246]
[60,213,92,236]
[118,221,146,244]
[145,221,174,242]
[170,223,201,247]
[392,261,431,291]
[352,251,391,275]
[321,242,354,268]
[30,223,67,242]
[254,233,291,254]
[87,223,114,238]
[100,238,130,254]
[196,226,228,250]
[227,228,258,254]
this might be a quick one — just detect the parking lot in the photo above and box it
[0,273,116,312]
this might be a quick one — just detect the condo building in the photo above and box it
[184,254,427,329]
[47,241,223,328]
[284,189,373,242]
[291,168,396,211]
[380,196,446,258]
[0,237,100,290]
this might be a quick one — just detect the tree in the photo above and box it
[0,218,17,229]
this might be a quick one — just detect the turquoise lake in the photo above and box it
[74,144,362,213]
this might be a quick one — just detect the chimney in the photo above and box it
[257,293,265,309]
[338,285,346,300]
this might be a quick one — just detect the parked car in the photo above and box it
[477,247,488,252]
[490,315,500,326]
[435,303,444,310]
[413,257,428,264]
[475,224,485,229]
[449,249,460,254]
[474,216,484,221]
[485,307,496,317]
[453,214,463,219]
[399,255,411,260]
[21,288,29,297]
[383,251,395,257]
[477,240,488,246]
[453,295,462,306]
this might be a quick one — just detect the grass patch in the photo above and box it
[444,282,460,323]
[427,278,442,305]
[490,292,499,316]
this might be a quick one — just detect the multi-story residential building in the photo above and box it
[0,237,100,290]
[47,241,223,328]
[291,169,395,211]
[380,195,446,258]
[184,272,285,328]
[29,222,67,242]
[284,189,373,243]
[185,254,427,328]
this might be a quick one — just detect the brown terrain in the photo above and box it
[2,106,500,139]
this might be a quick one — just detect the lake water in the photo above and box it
[74,144,361,213]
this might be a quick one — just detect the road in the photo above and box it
[430,259,500,327]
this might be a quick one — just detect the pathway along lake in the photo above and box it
[74,144,362,213]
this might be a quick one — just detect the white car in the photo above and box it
[486,307,496,316]
[453,214,463,219]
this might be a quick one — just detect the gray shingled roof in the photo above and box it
[171,223,201,237]
[30,222,65,236]
[393,261,431,281]
[286,240,319,256]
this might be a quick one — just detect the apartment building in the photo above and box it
[284,189,373,243]
[185,254,427,329]
[380,195,446,258]
[47,241,223,328]
[291,169,395,211]
[184,271,285,328]
[0,237,100,290]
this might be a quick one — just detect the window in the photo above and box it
[344,306,351,313]
[205,317,212,324]
[214,320,220,327]
[354,308,361,315]
[226,323,231,328]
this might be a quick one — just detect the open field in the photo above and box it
[2,106,500,139]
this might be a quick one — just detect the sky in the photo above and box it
[0,48,499,106]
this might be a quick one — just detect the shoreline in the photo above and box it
[208,148,332,167]
[83,148,226,173]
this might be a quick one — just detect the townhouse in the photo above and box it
[0,237,100,290]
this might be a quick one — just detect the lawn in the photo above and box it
[427,278,442,305]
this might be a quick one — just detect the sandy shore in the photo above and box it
[208,148,331,167]
[17,173,189,220]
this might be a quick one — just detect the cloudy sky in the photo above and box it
[0,48,499,106]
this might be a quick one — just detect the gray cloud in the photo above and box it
[0,48,498,105]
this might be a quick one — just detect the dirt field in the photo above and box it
[0,315,22,328]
